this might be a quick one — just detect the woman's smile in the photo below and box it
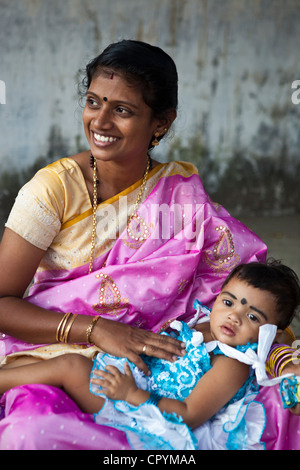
[92,131,119,145]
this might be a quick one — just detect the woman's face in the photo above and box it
[82,72,162,165]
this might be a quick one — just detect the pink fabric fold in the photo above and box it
[0,165,296,450]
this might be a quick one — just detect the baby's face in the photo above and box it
[209,278,279,347]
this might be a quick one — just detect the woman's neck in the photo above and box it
[71,150,159,203]
[98,157,149,195]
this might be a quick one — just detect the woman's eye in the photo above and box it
[116,106,132,115]
[86,98,99,107]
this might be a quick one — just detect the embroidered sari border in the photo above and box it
[60,161,196,231]
[61,163,164,231]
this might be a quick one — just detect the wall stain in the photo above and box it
[167,135,300,217]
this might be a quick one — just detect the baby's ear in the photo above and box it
[275,328,294,346]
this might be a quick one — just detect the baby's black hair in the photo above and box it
[222,259,300,330]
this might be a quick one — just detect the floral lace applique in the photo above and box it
[144,321,211,401]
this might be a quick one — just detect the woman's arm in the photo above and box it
[0,229,185,374]
[0,228,72,343]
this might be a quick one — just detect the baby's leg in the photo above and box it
[2,356,43,368]
[0,354,105,414]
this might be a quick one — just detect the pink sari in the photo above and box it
[0,159,298,449]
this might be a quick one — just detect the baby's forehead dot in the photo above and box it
[241,298,247,305]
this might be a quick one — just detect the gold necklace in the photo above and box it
[89,155,99,274]
[88,155,151,273]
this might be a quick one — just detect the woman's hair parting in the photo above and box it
[222,259,300,330]
[80,39,178,149]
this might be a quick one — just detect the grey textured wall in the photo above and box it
[1,0,300,219]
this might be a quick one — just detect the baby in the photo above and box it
[0,260,299,449]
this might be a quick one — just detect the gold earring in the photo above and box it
[152,128,168,146]
[152,132,160,146]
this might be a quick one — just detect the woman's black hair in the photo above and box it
[222,259,300,330]
[81,39,178,149]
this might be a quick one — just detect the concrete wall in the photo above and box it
[1,0,300,219]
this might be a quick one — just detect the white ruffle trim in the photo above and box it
[94,398,197,450]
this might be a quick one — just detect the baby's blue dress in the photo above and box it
[90,320,266,450]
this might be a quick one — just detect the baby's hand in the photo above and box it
[280,362,300,415]
[91,362,138,402]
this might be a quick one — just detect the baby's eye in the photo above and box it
[247,313,259,323]
[223,299,233,307]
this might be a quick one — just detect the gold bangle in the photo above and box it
[267,345,298,377]
[278,356,295,376]
[86,316,100,344]
[56,312,72,343]
[62,314,78,343]
[267,346,293,375]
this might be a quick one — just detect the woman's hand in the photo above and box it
[91,317,186,375]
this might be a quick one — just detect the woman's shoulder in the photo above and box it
[161,160,199,178]
[37,156,82,180]
[9,154,86,216]
[5,155,88,250]
[157,160,207,198]
[22,155,86,198]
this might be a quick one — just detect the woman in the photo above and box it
[0,40,298,450]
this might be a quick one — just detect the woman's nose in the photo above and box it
[93,107,113,130]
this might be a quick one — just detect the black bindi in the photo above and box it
[103,96,108,102]
[241,298,247,305]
